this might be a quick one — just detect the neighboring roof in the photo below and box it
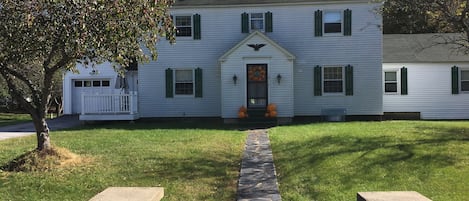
[174,0,369,7]
[219,31,295,62]
[384,33,469,63]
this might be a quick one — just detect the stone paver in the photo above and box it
[237,129,281,201]
[357,191,432,201]
[89,187,164,201]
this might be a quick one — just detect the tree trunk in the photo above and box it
[33,116,51,151]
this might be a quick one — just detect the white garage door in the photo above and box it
[71,79,111,114]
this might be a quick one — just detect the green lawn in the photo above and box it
[0,113,31,127]
[0,122,246,201]
[270,121,469,201]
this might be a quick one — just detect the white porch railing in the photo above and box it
[81,92,138,115]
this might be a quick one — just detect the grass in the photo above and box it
[0,113,31,127]
[0,122,246,201]
[269,121,469,201]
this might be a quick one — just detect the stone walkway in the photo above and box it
[237,129,281,201]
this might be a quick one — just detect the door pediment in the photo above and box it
[219,31,295,63]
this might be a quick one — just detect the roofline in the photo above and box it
[173,0,374,9]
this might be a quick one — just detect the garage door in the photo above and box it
[72,79,111,114]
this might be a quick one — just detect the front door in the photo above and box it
[247,64,268,108]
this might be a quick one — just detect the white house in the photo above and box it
[63,0,384,122]
[383,33,469,120]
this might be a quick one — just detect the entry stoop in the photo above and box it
[89,187,164,201]
[357,191,432,201]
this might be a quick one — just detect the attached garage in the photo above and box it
[71,79,112,114]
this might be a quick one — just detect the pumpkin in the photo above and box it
[269,111,277,117]
[238,111,246,118]
[267,103,277,112]
[239,106,247,113]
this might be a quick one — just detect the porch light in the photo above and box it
[89,69,99,75]
[233,74,238,85]
[276,74,282,84]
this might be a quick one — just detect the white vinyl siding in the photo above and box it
[137,2,382,118]
[384,63,469,119]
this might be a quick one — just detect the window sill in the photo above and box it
[174,95,195,98]
[322,92,345,96]
[322,33,344,37]
[384,92,400,95]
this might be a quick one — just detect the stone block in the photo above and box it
[357,191,431,201]
[89,187,164,201]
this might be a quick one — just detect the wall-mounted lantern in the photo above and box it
[233,74,238,85]
[276,74,282,84]
[89,69,99,75]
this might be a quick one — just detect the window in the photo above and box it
[74,81,83,87]
[250,13,264,31]
[74,80,110,88]
[174,15,192,37]
[102,80,110,87]
[93,81,101,87]
[175,69,194,95]
[461,70,469,92]
[324,11,342,34]
[315,9,351,36]
[323,67,343,93]
[384,71,398,93]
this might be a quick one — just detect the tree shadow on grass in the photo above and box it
[271,124,469,200]
[115,149,241,200]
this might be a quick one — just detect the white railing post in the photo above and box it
[130,92,134,115]
[81,93,85,115]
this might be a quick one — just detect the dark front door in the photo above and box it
[247,64,268,108]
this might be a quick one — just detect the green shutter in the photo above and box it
[165,68,173,98]
[345,65,353,96]
[314,65,322,96]
[400,67,408,95]
[195,68,203,98]
[452,66,459,94]
[241,12,249,33]
[314,10,323,37]
[344,9,352,36]
[265,11,273,32]
[193,14,201,40]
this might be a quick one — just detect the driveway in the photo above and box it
[0,115,81,141]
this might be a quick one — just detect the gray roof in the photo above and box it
[174,0,368,6]
[384,33,469,63]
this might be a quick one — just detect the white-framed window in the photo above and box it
[175,69,194,95]
[250,13,264,31]
[461,69,469,92]
[323,66,343,93]
[324,11,342,34]
[174,15,192,37]
[384,71,399,93]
